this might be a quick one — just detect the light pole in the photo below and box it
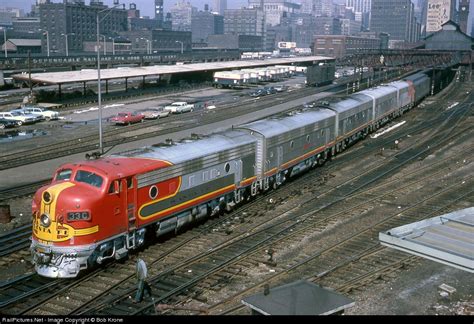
[175,40,183,54]
[42,30,50,57]
[96,1,124,154]
[61,33,75,57]
[140,38,151,54]
[2,28,7,58]
[100,35,107,55]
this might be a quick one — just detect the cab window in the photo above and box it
[75,170,104,188]
[56,169,72,181]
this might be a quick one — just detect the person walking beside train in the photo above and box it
[134,258,152,303]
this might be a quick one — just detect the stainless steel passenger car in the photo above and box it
[238,109,336,192]
[324,95,373,152]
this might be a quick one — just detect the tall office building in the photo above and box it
[213,0,227,15]
[345,0,371,13]
[39,1,127,55]
[345,0,370,29]
[191,10,224,42]
[458,0,470,34]
[155,0,164,27]
[371,0,419,44]
[170,1,197,32]
[425,0,455,33]
[223,8,266,37]
[248,0,301,26]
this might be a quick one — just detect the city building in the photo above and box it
[213,0,227,15]
[0,7,24,27]
[119,29,192,53]
[340,18,361,35]
[370,0,419,44]
[425,0,456,33]
[191,10,224,43]
[458,0,470,34]
[1,39,42,54]
[128,3,158,31]
[224,8,266,37]
[248,0,301,26]
[12,17,41,34]
[170,0,197,32]
[266,24,293,50]
[288,14,341,48]
[155,0,164,27]
[38,1,127,55]
[345,0,371,30]
[424,20,473,51]
[313,34,383,57]
[207,34,264,51]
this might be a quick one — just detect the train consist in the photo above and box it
[31,70,436,278]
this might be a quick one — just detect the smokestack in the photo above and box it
[204,4,209,11]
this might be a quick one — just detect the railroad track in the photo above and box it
[0,77,466,312]
[20,95,471,315]
[0,77,469,272]
[0,224,32,258]
[211,164,473,315]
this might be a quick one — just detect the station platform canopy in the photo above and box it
[12,56,334,86]
[379,207,473,273]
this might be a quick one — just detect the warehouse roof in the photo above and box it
[241,280,354,315]
[12,56,334,85]
[379,207,474,273]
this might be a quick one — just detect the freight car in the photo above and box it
[306,62,336,87]
[31,70,437,278]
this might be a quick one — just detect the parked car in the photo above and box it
[23,106,59,121]
[164,102,194,114]
[263,86,277,95]
[0,118,18,129]
[0,111,36,126]
[141,107,170,120]
[109,112,145,125]
[303,102,317,108]
[10,109,43,123]
[274,85,288,92]
[249,89,266,97]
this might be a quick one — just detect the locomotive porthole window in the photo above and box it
[306,135,310,143]
[290,141,294,148]
[269,151,274,158]
[225,163,230,173]
[321,129,325,136]
[149,186,159,200]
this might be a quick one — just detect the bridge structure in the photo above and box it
[336,49,471,69]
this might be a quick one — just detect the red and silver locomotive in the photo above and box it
[31,72,431,278]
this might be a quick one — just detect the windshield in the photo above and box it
[118,113,127,117]
[56,169,72,181]
[75,170,104,188]
[11,112,22,116]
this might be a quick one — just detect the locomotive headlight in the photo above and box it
[40,213,51,228]
[42,191,53,204]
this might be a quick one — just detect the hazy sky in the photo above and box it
[1,0,248,17]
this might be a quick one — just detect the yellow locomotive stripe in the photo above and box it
[36,181,99,243]
[74,226,99,236]
[39,182,76,221]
